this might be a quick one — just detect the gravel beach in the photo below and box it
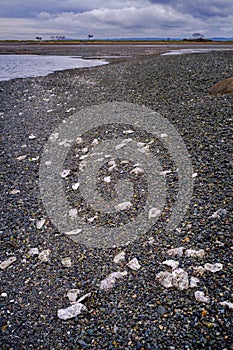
[1,45,233,349]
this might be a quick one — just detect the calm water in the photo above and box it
[0,55,108,82]
[162,48,233,55]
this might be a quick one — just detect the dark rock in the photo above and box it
[209,76,233,96]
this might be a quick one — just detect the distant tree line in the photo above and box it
[183,33,212,42]
[50,36,66,40]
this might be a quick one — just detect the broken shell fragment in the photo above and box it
[171,268,189,291]
[10,189,20,195]
[0,257,17,270]
[67,289,81,303]
[195,291,210,303]
[210,208,227,219]
[115,201,132,211]
[36,218,46,229]
[185,249,205,258]
[219,301,233,310]
[60,169,70,178]
[127,258,141,271]
[156,268,189,290]
[69,208,78,218]
[167,247,184,257]
[156,271,173,288]
[148,208,161,219]
[162,259,179,270]
[57,302,87,320]
[28,248,39,255]
[77,292,91,304]
[61,257,72,267]
[192,266,206,276]
[65,228,82,236]
[204,263,223,273]
[103,176,111,183]
[190,276,200,288]
[17,155,27,161]
[72,182,80,190]
[38,250,51,263]
[100,271,127,291]
[130,167,144,175]
[113,251,126,264]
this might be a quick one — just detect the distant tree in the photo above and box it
[54,35,66,40]
[88,34,93,40]
[192,33,204,39]
[35,36,42,41]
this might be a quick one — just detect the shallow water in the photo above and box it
[0,54,108,82]
[162,48,233,55]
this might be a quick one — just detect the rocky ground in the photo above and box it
[0,47,233,349]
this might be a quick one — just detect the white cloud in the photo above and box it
[35,5,202,38]
[0,1,233,39]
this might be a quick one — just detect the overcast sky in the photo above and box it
[0,0,232,40]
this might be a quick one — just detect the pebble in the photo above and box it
[159,169,172,176]
[157,305,167,315]
[115,138,132,150]
[156,271,173,288]
[148,236,155,245]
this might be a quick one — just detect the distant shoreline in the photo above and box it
[1,39,233,46]
[0,41,233,59]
